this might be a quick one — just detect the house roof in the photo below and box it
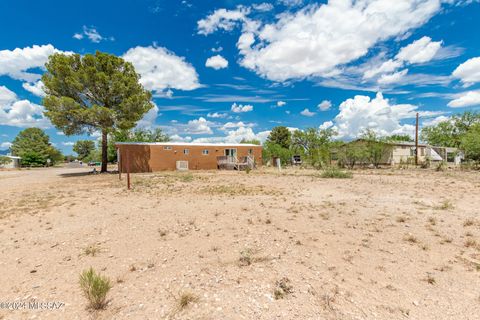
[115,142,261,147]
[4,155,21,159]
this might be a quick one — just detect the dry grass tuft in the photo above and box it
[83,244,101,257]
[273,277,293,300]
[79,267,111,310]
[177,291,199,310]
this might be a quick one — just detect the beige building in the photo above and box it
[389,142,463,165]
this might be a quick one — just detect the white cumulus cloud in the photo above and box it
[317,100,332,111]
[0,86,17,104]
[233,0,442,81]
[123,46,201,96]
[0,98,51,129]
[22,80,46,97]
[395,36,443,64]
[185,117,213,134]
[452,57,480,87]
[205,55,229,69]
[447,90,480,108]
[300,108,315,117]
[276,101,286,107]
[0,44,66,82]
[231,103,253,113]
[332,92,418,139]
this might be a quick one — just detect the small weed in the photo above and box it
[404,234,418,244]
[396,216,407,223]
[436,200,454,210]
[464,219,476,227]
[83,244,101,257]
[79,267,111,310]
[238,249,253,266]
[273,277,293,300]
[320,167,353,179]
[465,238,477,248]
[177,292,199,310]
[428,217,437,225]
[424,274,436,285]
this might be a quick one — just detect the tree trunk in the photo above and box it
[101,130,108,173]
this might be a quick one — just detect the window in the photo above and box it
[248,149,253,155]
[163,146,172,150]
[202,149,209,155]
[183,149,189,155]
[224,148,237,157]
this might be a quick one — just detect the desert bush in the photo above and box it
[177,291,199,309]
[273,277,293,300]
[436,161,447,172]
[79,267,112,309]
[320,167,353,179]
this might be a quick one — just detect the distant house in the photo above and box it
[389,141,463,165]
[0,154,21,169]
[336,140,463,167]
[116,142,262,172]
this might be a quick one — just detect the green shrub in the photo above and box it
[320,167,353,179]
[79,267,112,309]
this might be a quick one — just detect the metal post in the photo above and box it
[117,147,122,180]
[415,112,419,166]
[126,151,131,190]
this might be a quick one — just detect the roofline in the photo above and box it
[115,142,262,147]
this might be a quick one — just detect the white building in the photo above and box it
[0,155,21,169]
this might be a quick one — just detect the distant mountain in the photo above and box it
[0,149,10,155]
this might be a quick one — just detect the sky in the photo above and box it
[1,0,480,155]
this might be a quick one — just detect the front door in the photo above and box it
[224,148,237,157]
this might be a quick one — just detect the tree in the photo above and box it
[106,128,170,162]
[42,51,154,172]
[266,126,291,149]
[291,128,336,168]
[360,130,392,168]
[387,134,413,142]
[240,138,261,145]
[421,111,480,148]
[11,128,62,167]
[73,140,95,160]
[461,123,480,163]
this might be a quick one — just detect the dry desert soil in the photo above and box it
[0,166,479,319]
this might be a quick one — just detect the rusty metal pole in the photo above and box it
[118,147,122,180]
[126,151,131,190]
[415,112,419,166]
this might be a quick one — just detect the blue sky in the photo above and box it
[1,0,480,154]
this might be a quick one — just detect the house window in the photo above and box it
[202,149,209,155]
[163,146,172,150]
[224,148,237,157]
[248,149,253,155]
[184,149,189,155]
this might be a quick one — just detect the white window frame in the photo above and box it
[163,146,172,150]
[202,149,209,155]
[184,149,189,155]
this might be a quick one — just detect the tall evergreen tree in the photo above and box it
[42,51,154,172]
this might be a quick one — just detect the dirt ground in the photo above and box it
[0,166,479,320]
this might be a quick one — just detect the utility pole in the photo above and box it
[415,112,419,166]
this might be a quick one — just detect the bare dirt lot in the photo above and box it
[0,167,479,320]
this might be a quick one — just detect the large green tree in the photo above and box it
[291,128,336,168]
[11,128,63,166]
[266,126,291,149]
[461,123,480,162]
[107,128,170,162]
[42,51,154,172]
[421,111,480,148]
[73,140,96,160]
